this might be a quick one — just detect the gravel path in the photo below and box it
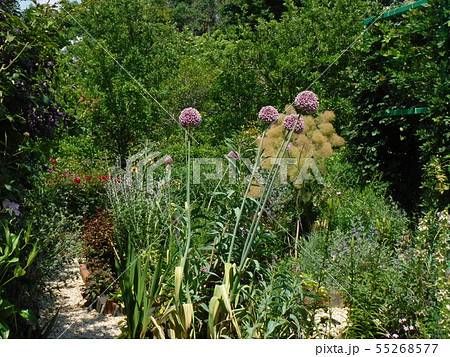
[39,262,124,339]
[314,307,349,338]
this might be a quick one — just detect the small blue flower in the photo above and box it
[2,199,20,216]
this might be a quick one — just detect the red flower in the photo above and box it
[50,158,57,165]
[109,175,114,179]
[116,178,122,183]
[98,176,107,181]
[74,177,82,183]
[86,176,91,180]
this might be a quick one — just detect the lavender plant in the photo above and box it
[107,163,171,338]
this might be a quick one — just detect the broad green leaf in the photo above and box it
[181,303,194,332]
[14,265,26,278]
[18,309,38,324]
[0,321,10,339]
[207,296,220,339]
[0,299,15,316]
[265,320,282,337]
[174,266,183,306]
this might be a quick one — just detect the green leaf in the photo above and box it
[18,309,38,324]
[0,321,10,339]
[42,95,50,104]
[26,246,38,268]
[41,308,60,339]
[0,298,15,316]
[265,320,280,337]
[14,265,26,278]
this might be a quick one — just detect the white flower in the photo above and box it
[418,219,428,231]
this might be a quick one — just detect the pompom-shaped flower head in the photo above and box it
[258,105,279,124]
[227,151,240,160]
[294,91,319,114]
[283,114,304,134]
[165,155,173,164]
[179,107,202,129]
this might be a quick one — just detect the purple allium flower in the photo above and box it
[294,90,319,114]
[227,151,240,160]
[179,107,202,128]
[286,144,291,151]
[283,114,304,134]
[2,199,20,216]
[165,155,173,164]
[258,106,279,124]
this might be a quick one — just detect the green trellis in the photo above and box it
[363,0,430,27]
[363,0,448,117]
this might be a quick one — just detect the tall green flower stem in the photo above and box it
[230,118,301,298]
[227,129,268,263]
[176,129,193,311]
[239,127,295,269]
[207,169,228,211]
[181,129,192,271]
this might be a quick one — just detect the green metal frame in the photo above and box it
[364,0,433,117]
[364,0,429,27]
[378,107,430,117]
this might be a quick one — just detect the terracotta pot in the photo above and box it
[79,264,90,284]
[104,300,124,316]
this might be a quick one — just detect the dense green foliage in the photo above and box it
[345,0,450,210]
[1,0,67,201]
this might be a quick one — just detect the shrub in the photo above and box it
[297,154,449,338]
[80,211,119,305]
[0,220,39,338]
[345,0,450,211]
